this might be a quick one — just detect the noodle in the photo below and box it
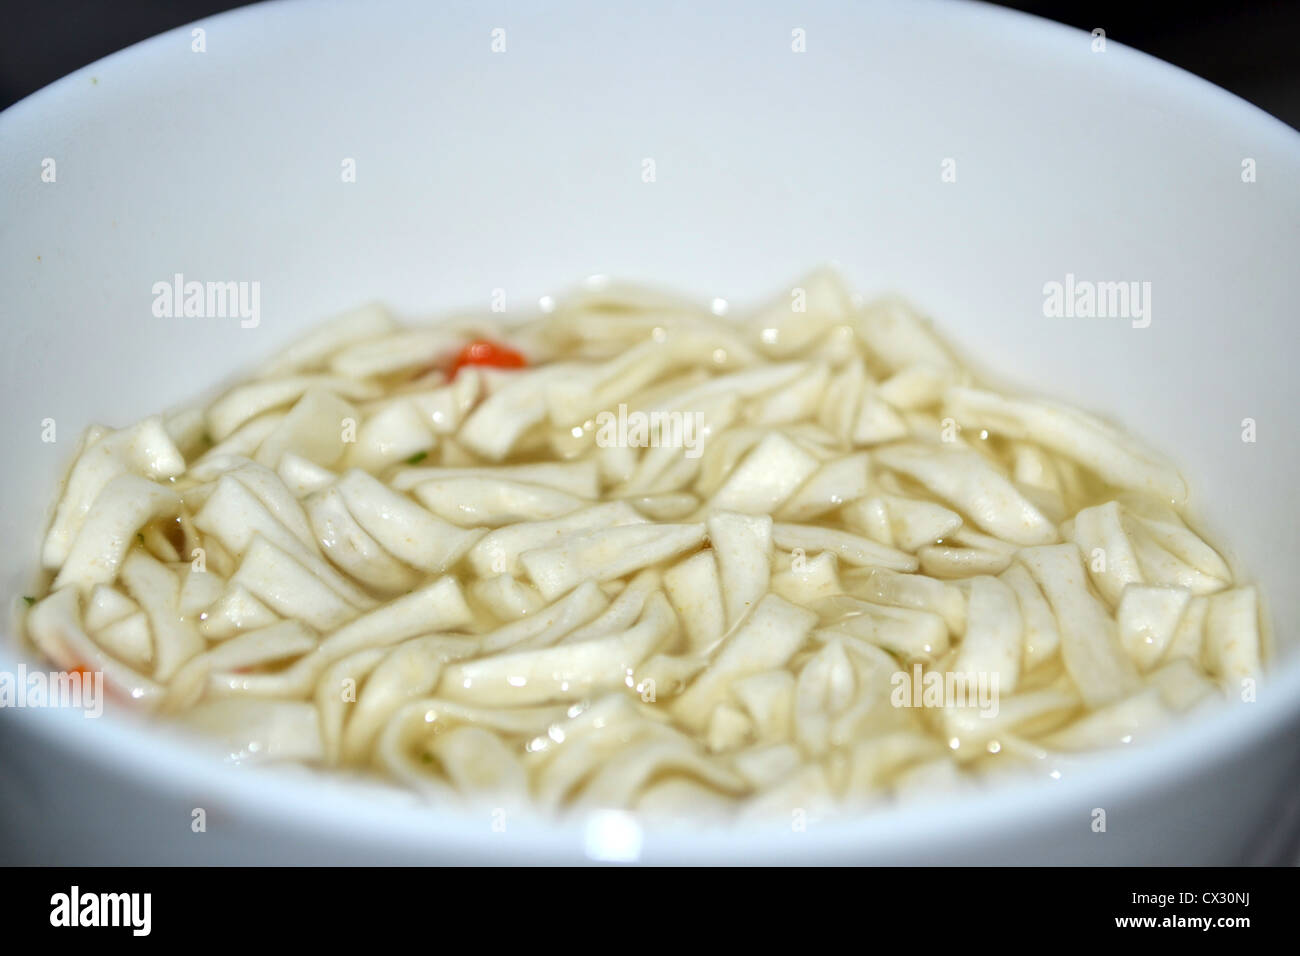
[21,271,1264,819]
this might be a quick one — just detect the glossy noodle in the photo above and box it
[22,270,1264,820]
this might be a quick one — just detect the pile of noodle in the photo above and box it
[23,270,1263,820]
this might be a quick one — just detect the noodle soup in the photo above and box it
[21,271,1263,818]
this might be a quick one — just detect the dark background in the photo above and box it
[1,1,1298,130]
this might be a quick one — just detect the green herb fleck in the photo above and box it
[22,596,35,607]
[137,533,146,546]
[404,450,429,465]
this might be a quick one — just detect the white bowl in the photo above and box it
[2,0,1297,864]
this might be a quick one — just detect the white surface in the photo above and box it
[1,0,1298,864]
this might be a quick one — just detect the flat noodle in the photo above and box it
[944,386,1187,504]
[20,270,1264,820]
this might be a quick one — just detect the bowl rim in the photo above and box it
[3,0,1299,863]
